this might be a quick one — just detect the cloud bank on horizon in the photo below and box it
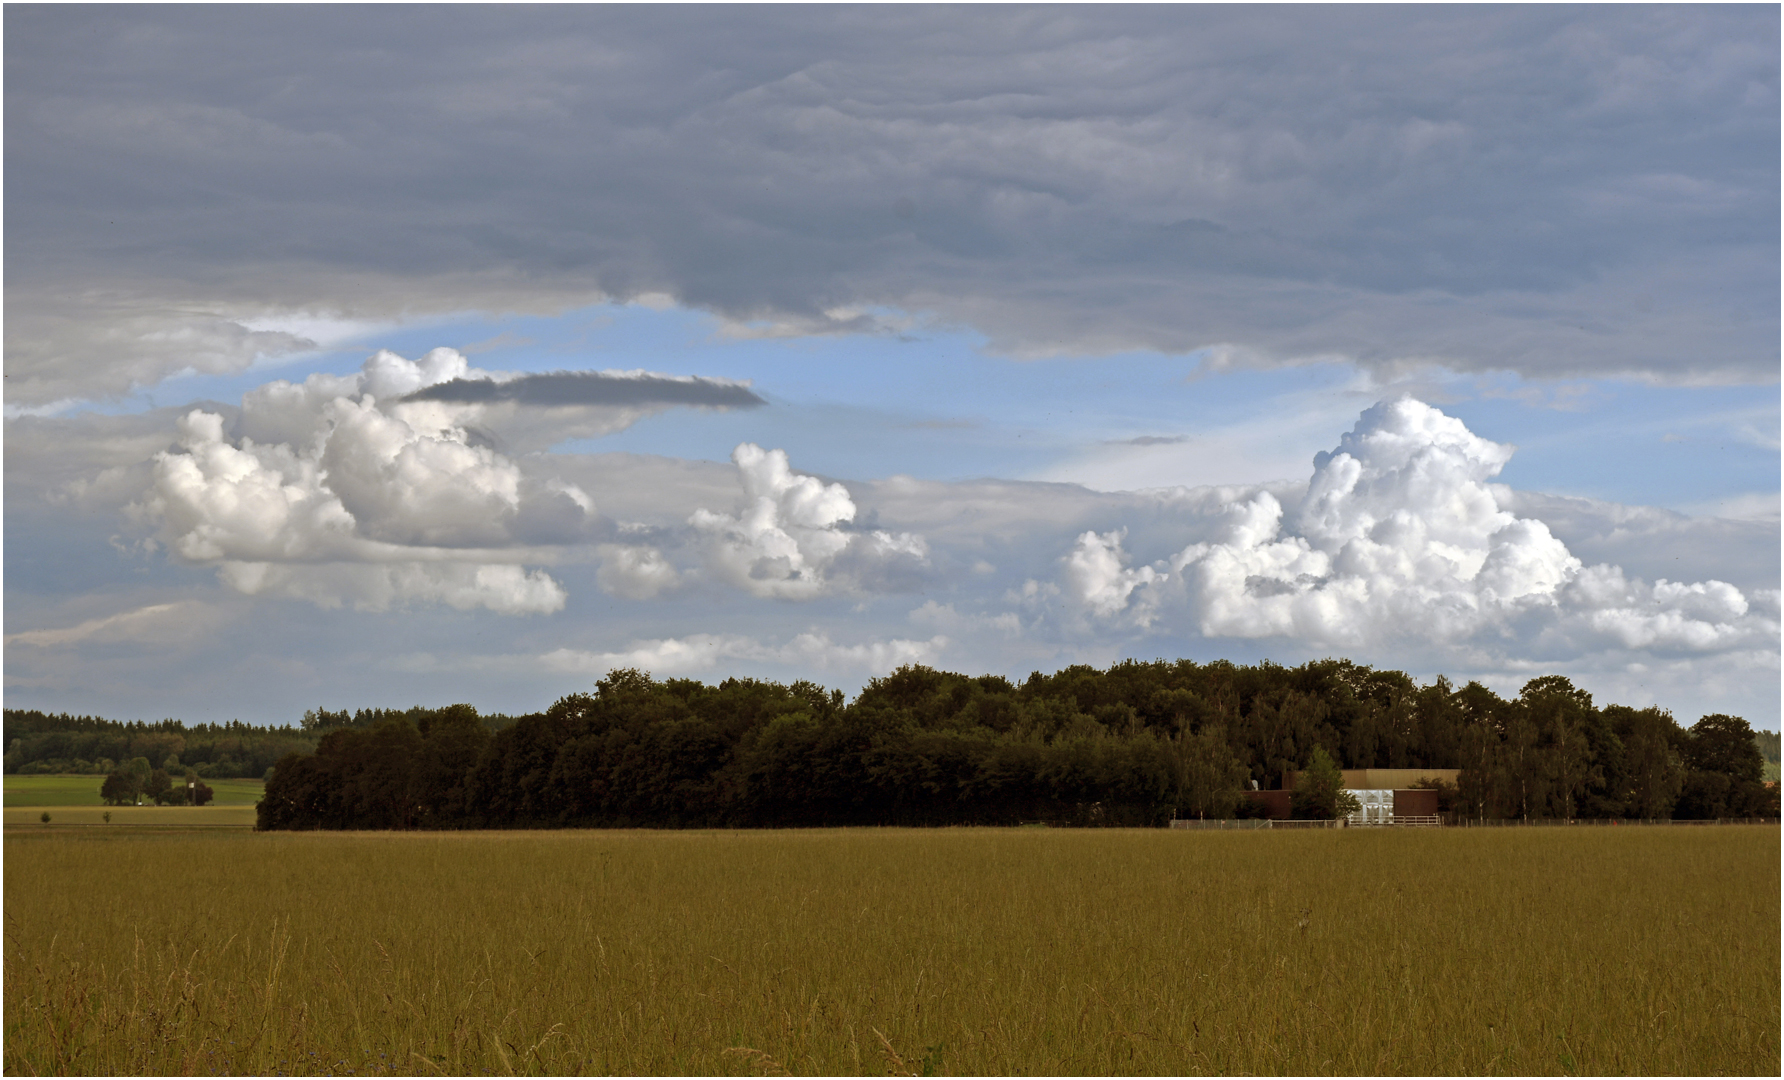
[3,7,1777,728]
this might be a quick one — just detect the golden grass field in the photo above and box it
[4,827,1776,1076]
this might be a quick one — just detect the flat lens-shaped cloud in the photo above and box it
[405,371,765,409]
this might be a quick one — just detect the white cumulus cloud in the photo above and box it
[595,544,681,600]
[1062,529,1166,624]
[1070,397,1776,666]
[690,443,928,599]
[125,354,931,614]
[1559,565,1760,654]
[539,630,948,678]
[1164,398,1584,643]
[135,349,580,615]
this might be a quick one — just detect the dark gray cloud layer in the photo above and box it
[407,372,764,409]
[6,6,1777,404]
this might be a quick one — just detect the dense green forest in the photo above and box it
[1756,728,1782,782]
[250,660,1776,831]
[2,705,531,780]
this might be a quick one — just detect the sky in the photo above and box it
[5,6,1779,729]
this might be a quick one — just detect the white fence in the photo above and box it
[1165,818,1343,829]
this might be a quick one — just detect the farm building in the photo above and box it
[1248,768,1459,826]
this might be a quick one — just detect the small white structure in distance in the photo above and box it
[1349,789,1395,827]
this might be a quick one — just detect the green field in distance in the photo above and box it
[4,774,264,808]
[5,826,1776,1076]
[4,805,257,827]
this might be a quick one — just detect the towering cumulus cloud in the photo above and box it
[689,444,928,599]
[1175,398,1579,642]
[137,349,593,614]
[1063,529,1165,625]
[1073,398,1776,666]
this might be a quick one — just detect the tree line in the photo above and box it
[256,660,1778,831]
[3,706,533,780]
[4,713,315,779]
[98,757,215,807]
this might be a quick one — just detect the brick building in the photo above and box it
[1247,768,1459,826]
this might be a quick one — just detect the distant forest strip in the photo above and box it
[236,659,1779,831]
[2,705,534,780]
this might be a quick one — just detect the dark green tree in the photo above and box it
[1603,705,1683,819]
[411,705,492,824]
[1173,723,1249,819]
[1676,714,1771,819]
[1521,676,1603,819]
[123,756,152,792]
[99,770,138,806]
[1291,747,1360,820]
[1683,714,1764,782]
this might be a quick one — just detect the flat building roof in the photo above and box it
[1280,768,1460,790]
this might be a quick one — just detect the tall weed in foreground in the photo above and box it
[4,827,1777,1075]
